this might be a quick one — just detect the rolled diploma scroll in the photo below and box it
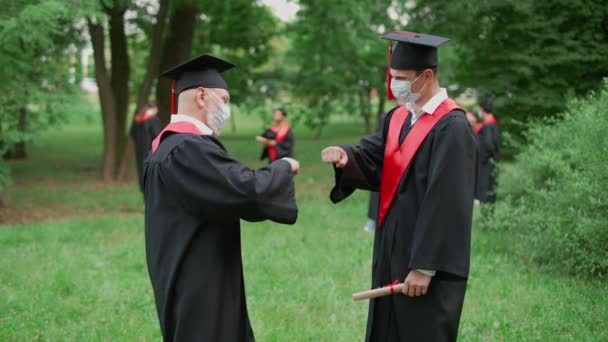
[352,282,404,301]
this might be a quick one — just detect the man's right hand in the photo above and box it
[281,157,300,175]
[321,146,348,168]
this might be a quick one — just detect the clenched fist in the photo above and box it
[281,157,300,175]
[321,146,348,168]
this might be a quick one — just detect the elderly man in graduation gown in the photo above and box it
[322,31,478,341]
[143,55,300,341]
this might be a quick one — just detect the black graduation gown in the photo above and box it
[330,107,478,342]
[477,123,500,203]
[130,116,162,192]
[143,133,298,341]
[367,112,388,221]
[259,128,294,162]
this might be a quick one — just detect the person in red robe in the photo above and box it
[130,101,162,193]
[477,97,501,203]
[466,109,482,134]
[257,108,294,163]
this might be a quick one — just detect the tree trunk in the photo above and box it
[88,19,119,182]
[157,2,200,123]
[117,139,135,182]
[135,0,169,112]
[359,90,372,134]
[108,7,130,175]
[314,100,329,139]
[14,107,27,159]
[118,0,170,182]
[377,94,386,126]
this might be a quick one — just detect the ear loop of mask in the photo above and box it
[201,91,230,135]
[412,71,430,100]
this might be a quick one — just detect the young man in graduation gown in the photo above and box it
[322,31,478,341]
[130,101,163,193]
[257,107,294,163]
[143,55,300,342]
[477,98,500,203]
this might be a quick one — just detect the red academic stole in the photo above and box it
[482,115,499,127]
[134,113,155,123]
[474,122,482,134]
[377,98,463,227]
[151,121,207,153]
[267,123,291,162]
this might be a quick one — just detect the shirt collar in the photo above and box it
[421,88,448,115]
[170,114,213,135]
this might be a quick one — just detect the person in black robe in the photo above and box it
[257,107,294,163]
[130,101,162,193]
[144,55,300,341]
[322,31,478,341]
[477,98,501,203]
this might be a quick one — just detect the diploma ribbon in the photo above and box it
[385,279,400,294]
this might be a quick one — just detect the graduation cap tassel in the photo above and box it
[171,81,177,114]
[387,41,394,101]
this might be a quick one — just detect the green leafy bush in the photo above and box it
[483,80,608,278]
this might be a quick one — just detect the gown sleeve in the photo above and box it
[275,129,294,157]
[329,111,394,204]
[259,129,275,160]
[408,114,478,277]
[161,137,298,224]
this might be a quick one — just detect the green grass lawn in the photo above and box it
[1,108,607,340]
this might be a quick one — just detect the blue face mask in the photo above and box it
[390,73,425,104]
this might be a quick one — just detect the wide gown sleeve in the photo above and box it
[162,137,298,224]
[329,115,391,204]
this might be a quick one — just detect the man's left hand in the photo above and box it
[401,270,431,297]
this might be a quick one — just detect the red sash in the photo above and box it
[268,123,291,162]
[474,122,482,134]
[151,121,206,153]
[134,113,155,123]
[482,115,499,127]
[378,98,463,227]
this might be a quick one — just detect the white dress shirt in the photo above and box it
[406,88,449,127]
[170,114,214,135]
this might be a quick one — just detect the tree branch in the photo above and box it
[135,0,169,111]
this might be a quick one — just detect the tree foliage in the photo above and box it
[288,0,399,135]
[482,80,608,277]
[407,0,608,135]
[0,0,90,189]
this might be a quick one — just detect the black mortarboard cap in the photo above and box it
[161,54,235,113]
[383,31,449,70]
[381,31,449,100]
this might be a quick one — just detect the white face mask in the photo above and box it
[204,94,231,136]
[390,73,425,104]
